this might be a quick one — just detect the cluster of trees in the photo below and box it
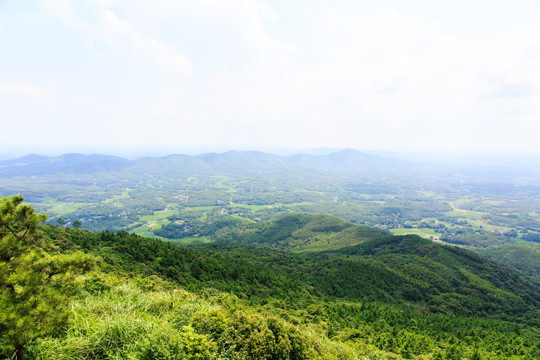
[522,233,540,243]
[439,227,514,247]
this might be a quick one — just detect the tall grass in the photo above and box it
[28,277,366,359]
[29,282,215,359]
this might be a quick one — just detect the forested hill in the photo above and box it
[46,219,540,322]
[158,213,390,252]
[185,214,540,318]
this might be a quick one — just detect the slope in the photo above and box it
[24,222,540,359]
[479,242,540,279]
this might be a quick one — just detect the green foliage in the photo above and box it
[28,280,357,359]
[480,243,540,279]
[33,222,540,358]
[134,325,217,360]
[0,195,96,359]
[192,310,317,359]
[2,197,539,359]
[445,343,464,360]
[44,220,540,322]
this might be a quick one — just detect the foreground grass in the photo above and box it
[27,275,371,360]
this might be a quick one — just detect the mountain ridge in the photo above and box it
[0,149,395,178]
[0,153,131,176]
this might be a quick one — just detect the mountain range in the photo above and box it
[0,149,398,178]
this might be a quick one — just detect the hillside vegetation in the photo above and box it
[209,213,389,252]
[479,243,540,278]
[1,196,539,359]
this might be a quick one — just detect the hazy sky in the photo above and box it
[1,0,540,155]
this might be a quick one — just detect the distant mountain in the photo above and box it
[113,148,398,179]
[0,149,404,178]
[289,148,395,172]
[0,153,132,177]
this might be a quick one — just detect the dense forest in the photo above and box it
[1,195,539,359]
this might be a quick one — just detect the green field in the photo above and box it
[130,226,159,239]
[102,188,130,203]
[229,202,315,210]
[467,219,513,232]
[390,227,440,239]
[36,202,88,218]
[130,219,171,238]
[167,236,211,244]
[445,209,486,220]
[140,210,180,222]
[186,206,219,211]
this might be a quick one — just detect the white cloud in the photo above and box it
[134,37,192,77]
[264,9,540,150]
[40,0,192,77]
[0,81,45,96]
[120,6,540,151]
[97,10,193,76]
[40,0,87,29]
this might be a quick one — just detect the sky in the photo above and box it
[1,0,540,156]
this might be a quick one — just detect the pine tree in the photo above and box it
[0,195,96,360]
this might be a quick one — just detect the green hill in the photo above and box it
[479,242,540,279]
[41,219,540,322]
[312,235,540,317]
[212,213,389,252]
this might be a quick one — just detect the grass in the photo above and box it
[130,226,158,239]
[445,209,486,220]
[28,281,212,360]
[185,206,218,211]
[140,210,180,222]
[36,201,88,218]
[168,237,211,244]
[390,228,440,239]
[103,188,131,204]
[229,202,315,210]
[130,220,170,239]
